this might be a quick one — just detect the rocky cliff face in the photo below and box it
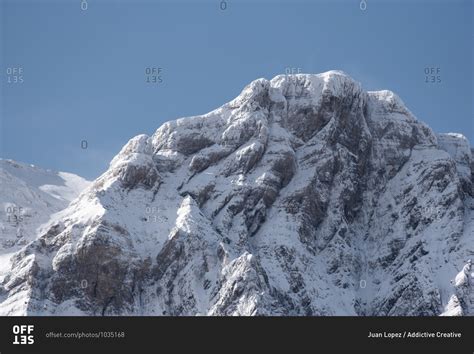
[0,71,472,316]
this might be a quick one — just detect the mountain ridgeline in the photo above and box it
[0,71,472,316]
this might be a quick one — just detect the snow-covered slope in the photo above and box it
[0,159,90,249]
[0,159,90,311]
[0,71,472,316]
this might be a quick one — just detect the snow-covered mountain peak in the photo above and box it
[0,159,89,201]
[268,70,363,100]
[438,133,472,195]
[438,133,472,163]
[109,134,155,174]
[367,89,414,121]
[0,72,472,316]
[368,89,404,106]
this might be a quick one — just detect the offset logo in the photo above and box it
[13,325,34,345]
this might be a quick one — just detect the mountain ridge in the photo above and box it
[0,71,472,316]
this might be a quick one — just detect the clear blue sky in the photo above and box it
[1,0,473,180]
